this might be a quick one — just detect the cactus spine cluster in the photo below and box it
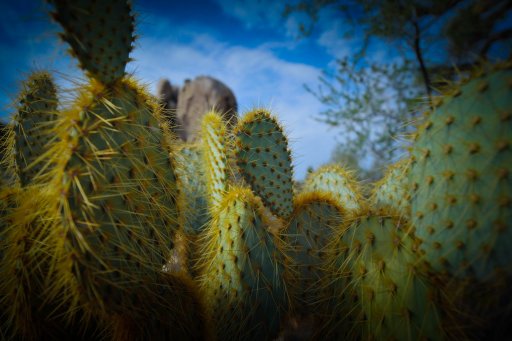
[1,0,511,340]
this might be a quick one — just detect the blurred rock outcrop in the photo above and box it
[157,76,237,142]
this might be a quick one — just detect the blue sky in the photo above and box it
[1,0,359,180]
[2,1,509,179]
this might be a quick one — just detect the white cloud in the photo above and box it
[130,32,338,180]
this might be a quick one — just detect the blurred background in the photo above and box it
[1,0,511,181]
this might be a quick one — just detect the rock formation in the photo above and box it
[157,76,237,142]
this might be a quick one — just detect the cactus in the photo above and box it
[286,192,344,314]
[171,143,208,277]
[7,72,58,186]
[28,0,182,323]
[0,186,48,339]
[198,186,289,340]
[371,158,411,217]
[409,64,512,280]
[173,143,208,236]
[408,64,512,339]
[0,185,107,340]
[201,111,229,213]
[48,0,134,84]
[234,109,294,220]
[304,164,364,214]
[1,0,510,338]
[0,72,63,339]
[323,210,461,340]
[41,77,179,320]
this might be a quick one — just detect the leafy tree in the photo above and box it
[285,0,512,179]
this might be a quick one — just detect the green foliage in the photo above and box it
[311,58,424,177]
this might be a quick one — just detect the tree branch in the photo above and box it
[412,16,432,106]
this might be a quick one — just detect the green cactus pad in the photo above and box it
[173,143,208,236]
[304,164,363,213]
[172,144,208,278]
[409,65,512,279]
[0,186,104,340]
[371,158,411,217]
[49,0,134,84]
[324,211,457,340]
[198,186,289,340]
[202,111,229,213]
[234,109,294,219]
[286,192,344,312]
[5,71,58,186]
[42,77,179,319]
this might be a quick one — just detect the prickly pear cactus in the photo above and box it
[35,0,181,322]
[409,65,512,279]
[0,186,106,341]
[286,192,344,313]
[371,158,411,217]
[234,109,294,219]
[0,72,58,186]
[198,186,289,340]
[173,143,208,235]
[48,0,134,84]
[323,210,459,340]
[304,164,363,213]
[202,111,229,213]
[43,77,180,320]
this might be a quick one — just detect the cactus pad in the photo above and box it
[198,186,289,340]
[324,211,454,340]
[371,158,411,217]
[409,65,512,279]
[173,143,208,235]
[304,164,363,213]
[234,109,294,219]
[286,192,344,312]
[49,0,135,84]
[8,72,58,186]
[43,77,179,319]
[201,111,229,212]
